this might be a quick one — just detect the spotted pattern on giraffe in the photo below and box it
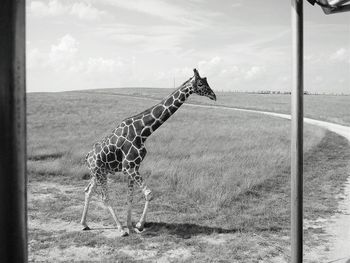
[81,68,216,234]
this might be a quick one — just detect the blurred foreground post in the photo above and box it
[291,0,303,262]
[0,0,27,262]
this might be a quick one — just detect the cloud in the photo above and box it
[30,0,66,17]
[70,2,106,20]
[28,34,123,74]
[219,65,266,82]
[98,0,217,26]
[29,0,106,20]
[197,56,264,81]
[231,2,242,8]
[28,34,76,70]
[154,57,224,84]
[306,47,350,66]
[91,23,196,53]
[152,55,269,91]
[49,34,78,62]
[244,66,264,80]
[45,34,80,72]
[198,56,222,75]
[330,48,349,62]
[86,57,123,73]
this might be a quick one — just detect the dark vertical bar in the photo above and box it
[0,0,27,262]
[291,0,303,262]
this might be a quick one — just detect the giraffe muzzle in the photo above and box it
[209,93,216,101]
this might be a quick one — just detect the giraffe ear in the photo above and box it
[193,68,200,79]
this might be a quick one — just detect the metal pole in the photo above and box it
[0,0,27,262]
[291,0,303,262]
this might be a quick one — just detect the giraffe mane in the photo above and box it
[180,76,194,87]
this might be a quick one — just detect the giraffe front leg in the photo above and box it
[80,178,96,230]
[99,177,129,237]
[135,185,153,232]
[126,169,153,232]
[126,178,134,230]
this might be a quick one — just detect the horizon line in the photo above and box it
[26,86,350,96]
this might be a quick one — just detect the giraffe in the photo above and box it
[80,68,216,236]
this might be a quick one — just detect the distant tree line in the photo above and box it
[219,90,349,96]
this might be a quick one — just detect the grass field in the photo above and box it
[28,90,350,262]
[89,88,350,125]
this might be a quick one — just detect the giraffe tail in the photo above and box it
[81,152,92,180]
[84,152,90,164]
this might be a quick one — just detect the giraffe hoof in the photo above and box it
[82,226,91,231]
[135,222,144,231]
[120,228,129,237]
[134,222,145,233]
[134,228,145,234]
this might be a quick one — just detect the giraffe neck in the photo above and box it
[139,78,194,139]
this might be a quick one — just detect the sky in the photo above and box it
[27,0,350,94]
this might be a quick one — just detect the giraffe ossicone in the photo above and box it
[80,68,216,236]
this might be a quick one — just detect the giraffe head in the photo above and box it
[192,68,216,101]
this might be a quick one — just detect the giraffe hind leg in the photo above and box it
[97,174,129,237]
[126,177,135,230]
[125,168,153,232]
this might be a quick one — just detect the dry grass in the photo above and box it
[27,90,350,262]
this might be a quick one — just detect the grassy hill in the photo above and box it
[28,89,350,262]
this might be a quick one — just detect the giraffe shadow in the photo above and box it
[142,222,240,239]
[87,227,117,230]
